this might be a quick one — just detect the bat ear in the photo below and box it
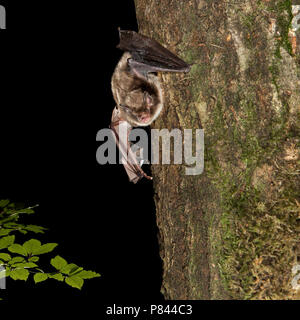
[117,27,122,44]
[144,92,153,107]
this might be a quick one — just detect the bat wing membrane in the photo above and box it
[110,107,152,183]
[117,29,191,73]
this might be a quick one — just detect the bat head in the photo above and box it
[119,91,154,126]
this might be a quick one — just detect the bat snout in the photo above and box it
[138,112,151,124]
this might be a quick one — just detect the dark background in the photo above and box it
[0,0,163,306]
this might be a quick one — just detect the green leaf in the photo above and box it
[2,222,19,228]
[34,243,57,255]
[76,270,101,279]
[0,229,11,236]
[0,253,11,261]
[28,256,39,262]
[0,235,15,250]
[50,256,68,270]
[15,208,35,214]
[8,244,27,256]
[0,223,46,236]
[0,200,10,208]
[9,268,29,281]
[34,273,48,283]
[22,239,41,255]
[24,225,47,234]
[49,273,64,281]
[12,262,37,268]
[8,257,25,264]
[61,263,82,275]
[65,276,84,289]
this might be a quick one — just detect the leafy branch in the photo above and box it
[0,199,100,297]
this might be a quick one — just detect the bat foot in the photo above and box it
[143,173,153,180]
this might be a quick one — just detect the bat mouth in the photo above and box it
[139,114,151,123]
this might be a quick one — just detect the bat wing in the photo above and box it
[117,29,191,75]
[110,107,152,184]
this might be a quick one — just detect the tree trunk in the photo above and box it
[134,0,300,300]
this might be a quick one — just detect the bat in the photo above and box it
[110,29,191,183]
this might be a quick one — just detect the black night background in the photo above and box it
[0,1,163,307]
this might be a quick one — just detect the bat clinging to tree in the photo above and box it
[110,29,191,183]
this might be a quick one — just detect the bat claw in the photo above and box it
[143,173,153,180]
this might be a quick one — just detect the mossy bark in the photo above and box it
[134,0,300,300]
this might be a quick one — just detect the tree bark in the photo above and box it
[134,0,300,300]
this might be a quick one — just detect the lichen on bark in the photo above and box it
[134,0,300,300]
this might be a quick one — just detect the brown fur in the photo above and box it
[111,53,163,127]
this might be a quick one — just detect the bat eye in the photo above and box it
[119,104,131,113]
